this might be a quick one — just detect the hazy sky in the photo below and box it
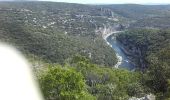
[39,0,170,4]
[0,0,170,4]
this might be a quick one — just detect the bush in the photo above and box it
[39,65,95,100]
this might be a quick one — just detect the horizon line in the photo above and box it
[0,0,170,5]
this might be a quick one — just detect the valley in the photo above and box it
[106,31,135,70]
[0,1,170,100]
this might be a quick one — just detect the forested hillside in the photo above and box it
[0,2,122,66]
[117,29,170,99]
[37,55,145,100]
[103,4,170,29]
[1,1,170,100]
[102,4,170,19]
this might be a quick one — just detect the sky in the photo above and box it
[39,0,170,4]
[0,0,170,4]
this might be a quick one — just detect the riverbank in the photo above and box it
[103,31,122,40]
[103,31,136,70]
[103,31,123,68]
[103,31,123,48]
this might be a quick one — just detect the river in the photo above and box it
[105,32,135,70]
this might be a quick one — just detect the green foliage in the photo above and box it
[68,55,145,99]
[102,4,170,20]
[0,2,118,66]
[127,83,145,97]
[117,29,170,99]
[37,56,146,100]
[2,2,170,99]
[39,65,95,100]
[102,4,170,29]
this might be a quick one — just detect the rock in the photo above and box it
[146,94,155,100]
[129,94,155,100]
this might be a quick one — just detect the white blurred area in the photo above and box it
[0,43,44,100]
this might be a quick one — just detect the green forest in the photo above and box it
[0,1,170,100]
[37,55,144,100]
[117,29,170,99]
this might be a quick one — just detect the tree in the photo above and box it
[39,65,95,100]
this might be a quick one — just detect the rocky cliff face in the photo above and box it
[95,23,126,39]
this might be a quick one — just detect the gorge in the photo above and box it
[105,31,136,70]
